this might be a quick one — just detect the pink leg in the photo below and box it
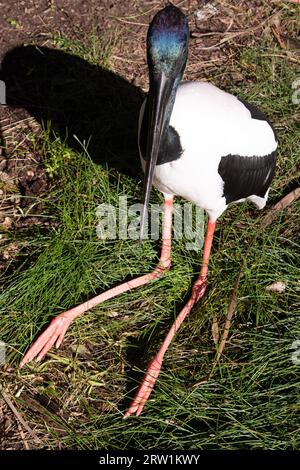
[125,219,216,417]
[20,197,174,368]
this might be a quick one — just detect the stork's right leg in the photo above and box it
[125,219,216,417]
[20,197,174,368]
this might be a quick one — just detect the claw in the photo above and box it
[124,358,162,418]
[20,314,72,368]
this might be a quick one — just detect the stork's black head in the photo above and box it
[147,5,189,80]
[140,6,189,242]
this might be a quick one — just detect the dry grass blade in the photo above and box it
[211,316,220,346]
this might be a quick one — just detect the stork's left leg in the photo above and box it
[20,197,174,368]
[125,219,216,417]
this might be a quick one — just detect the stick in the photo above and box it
[259,187,300,229]
[2,391,40,443]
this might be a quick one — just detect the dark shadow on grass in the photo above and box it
[121,333,153,411]
[0,45,144,176]
[0,44,159,400]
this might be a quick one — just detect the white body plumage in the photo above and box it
[139,81,277,221]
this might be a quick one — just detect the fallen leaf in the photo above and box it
[266,281,286,293]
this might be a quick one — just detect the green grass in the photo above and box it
[0,18,300,449]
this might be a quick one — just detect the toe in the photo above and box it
[55,326,68,349]
[20,324,58,367]
[36,330,60,361]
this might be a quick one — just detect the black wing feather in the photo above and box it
[218,151,276,204]
[219,99,277,204]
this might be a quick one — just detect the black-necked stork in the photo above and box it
[20,5,277,417]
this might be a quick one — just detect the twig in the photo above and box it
[213,269,243,367]
[193,268,243,388]
[1,391,41,443]
[17,420,30,450]
[271,25,286,50]
[193,13,276,49]
[271,25,300,63]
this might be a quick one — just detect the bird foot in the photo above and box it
[124,357,162,418]
[20,313,73,368]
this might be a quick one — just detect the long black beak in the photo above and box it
[140,72,173,243]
